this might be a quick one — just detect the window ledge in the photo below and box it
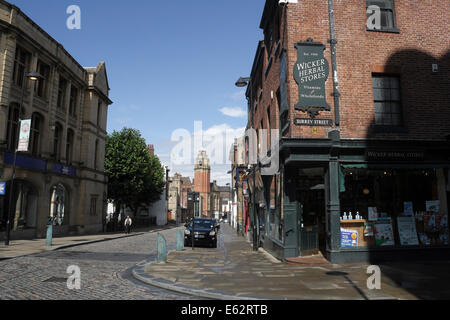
[366,28,400,34]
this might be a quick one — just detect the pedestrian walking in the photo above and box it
[124,215,132,234]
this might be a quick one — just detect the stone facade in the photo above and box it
[0,1,112,239]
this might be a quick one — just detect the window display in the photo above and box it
[339,168,449,248]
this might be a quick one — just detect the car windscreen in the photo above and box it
[192,220,214,228]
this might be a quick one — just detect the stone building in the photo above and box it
[0,1,112,240]
[168,173,192,223]
[240,0,450,263]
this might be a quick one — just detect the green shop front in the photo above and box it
[261,134,450,263]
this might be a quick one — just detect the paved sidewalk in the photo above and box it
[0,224,176,260]
[134,223,450,300]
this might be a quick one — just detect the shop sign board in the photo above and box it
[293,38,330,118]
[0,182,5,196]
[365,150,424,162]
[294,118,332,127]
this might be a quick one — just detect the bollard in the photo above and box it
[176,229,184,251]
[46,223,53,246]
[157,233,167,263]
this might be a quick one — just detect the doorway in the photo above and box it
[296,167,326,256]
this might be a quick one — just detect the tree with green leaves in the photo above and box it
[105,128,165,222]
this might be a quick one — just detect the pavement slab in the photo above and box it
[135,223,450,300]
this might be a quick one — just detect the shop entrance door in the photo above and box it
[296,168,326,256]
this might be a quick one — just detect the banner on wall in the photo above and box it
[17,119,31,152]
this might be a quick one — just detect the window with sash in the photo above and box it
[372,74,403,127]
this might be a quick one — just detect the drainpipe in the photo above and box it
[328,0,341,127]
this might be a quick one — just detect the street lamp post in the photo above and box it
[5,71,43,246]
[235,76,258,251]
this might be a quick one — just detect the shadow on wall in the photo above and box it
[354,49,450,299]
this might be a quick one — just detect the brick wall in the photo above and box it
[252,0,450,142]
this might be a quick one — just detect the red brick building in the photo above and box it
[194,150,211,217]
[242,0,450,262]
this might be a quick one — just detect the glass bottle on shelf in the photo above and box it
[343,212,347,220]
[349,212,353,220]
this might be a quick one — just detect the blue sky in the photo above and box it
[9,0,266,184]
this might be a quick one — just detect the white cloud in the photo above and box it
[219,107,247,118]
[154,122,245,186]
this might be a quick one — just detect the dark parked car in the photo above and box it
[184,218,220,248]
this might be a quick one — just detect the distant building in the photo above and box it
[148,144,154,156]
[168,173,192,223]
[194,150,211,217]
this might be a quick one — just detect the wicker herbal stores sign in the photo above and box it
[293,38,331,119]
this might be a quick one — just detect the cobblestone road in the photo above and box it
[0,227,198,300]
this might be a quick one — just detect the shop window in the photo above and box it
[12,46,30,88]
[30,113,43,156]
[6,104,20,152]
[2,180,38,231]
[50,184,68,226]
[372,74,403,127]
[366,0,399,33]
[339,168,449,248]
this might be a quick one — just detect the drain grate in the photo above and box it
[43,277,68,283]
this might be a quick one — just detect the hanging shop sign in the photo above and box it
[293,38,330,118]
[294,118,333,127]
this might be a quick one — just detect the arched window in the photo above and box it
[30,113,43,156]
[6,103,20,152]
[53,123,63,161]
[66,129,74,165]
[50,184,68,226]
